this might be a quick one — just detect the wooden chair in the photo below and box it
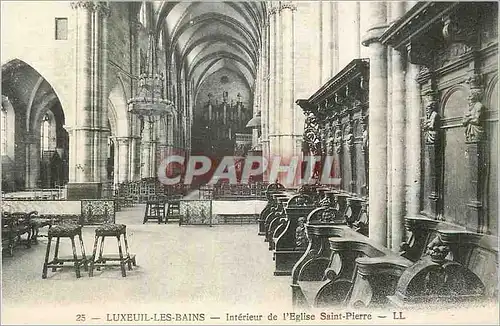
[143,200,165,224]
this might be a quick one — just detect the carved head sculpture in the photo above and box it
[467,74,483,102]
[424,89,438,114]
[468,88,483,105]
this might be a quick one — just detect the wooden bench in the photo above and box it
[387,222,498,308]
[272,194,316,276]
[295,229,412,308]
[294,214,498,309]
[258,183,286,236]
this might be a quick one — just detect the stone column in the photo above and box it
[150,122,158,177]
[261,20,270,173]
[331,1,339,75]
[405,62,422,216]
[129,136,140,181]
[268,5,278,157]
[362,2,388,246]
[141,120,152,178]
[67,1,110,197]
[279,1,296,160]
[115,137,130,183]
[165,113,175,177]
[24,137,40,188]
[113,138,119,185]
[320,0,332,84]
[354,2,361,58]
[100,4,110,183]
[390,2,407,251]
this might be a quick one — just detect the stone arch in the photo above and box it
[108,78,130,138]
[1,96,16,158]
[440,85,468,118]
[485,74,498,111]
[2,58,71,125]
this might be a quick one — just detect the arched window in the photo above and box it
[41,114,50,154]
[1,106,7,155]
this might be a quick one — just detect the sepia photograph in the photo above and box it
[0,0,498,325]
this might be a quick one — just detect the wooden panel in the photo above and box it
[355,143,365,195]
[179,200,212,226]
[342,147,352,191]
[442,127,468,227]
[486,122,498,235]
[442,88,467,119]
[468,247,498,298]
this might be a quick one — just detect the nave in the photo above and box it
[2,203,290,324]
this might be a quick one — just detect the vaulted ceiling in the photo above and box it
[152,1,267,98]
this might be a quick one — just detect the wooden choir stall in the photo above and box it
[257,1,497,311]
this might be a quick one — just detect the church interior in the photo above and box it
[1,1,498,324]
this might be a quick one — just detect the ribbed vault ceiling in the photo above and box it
[153,1,266,98]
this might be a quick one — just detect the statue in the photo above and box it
[361,122,368,153]
[343,123,353,148]
[334,125,343,154]
[423,91,440,144]
[462,88,485,143]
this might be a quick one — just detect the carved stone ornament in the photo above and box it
[462,74,485,143]
[441,13,477,46]
[333,121,343,154]
[303,112,322,156]
[361,119,368,153]
[423,89,440,145]
[343,122,354,149]
[268,7,278,16]
[71,1,111,17]
[425,235,450,263]
[280,1,297,12]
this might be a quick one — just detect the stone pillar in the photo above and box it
[24,137,40,188]
[279,1,296,161]
[141,120,152,178]
[362,2,388,246]
[320,0,332,84]
[67,1,110,198]
[129,136,140,181]
[355,2,361,58]
[331,1,339,75]
[116,137,129,183]
[405,62,422,216]
[150,122,158,177]
[268,5,278,157]
[261,20,270,174]
[99,3,110,183]
[390,2,407,251]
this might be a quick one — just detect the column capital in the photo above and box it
[130,18,143,34]
[114,136,130,145]
[71,1,111,17]
[268,7,278,16]
[279,2,297,12]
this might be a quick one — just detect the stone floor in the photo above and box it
[2,204,291,324]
